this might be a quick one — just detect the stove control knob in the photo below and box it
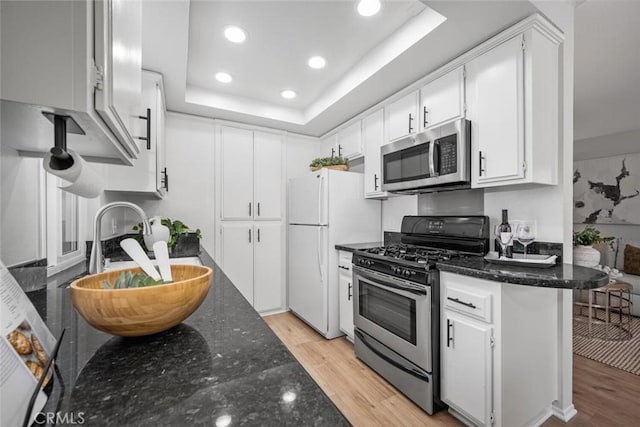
[404,270,412,277]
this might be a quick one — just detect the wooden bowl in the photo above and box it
[70,265,212,337]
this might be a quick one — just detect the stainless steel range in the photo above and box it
[352,216,490,414]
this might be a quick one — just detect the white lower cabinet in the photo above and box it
[440,272,559,427]
[221,222,283,313]
[337,250,354,340]
[442,311,493,426]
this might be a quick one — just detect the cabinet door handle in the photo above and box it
[348,283,352,301]
[248,202,252,217]
[447,296,477,309]
[331,147,335,158]
[479,151,485,176]
[447,319,453,347]
[338,144,342,157]
[161,168,169,191]
[408,113,414,134]
[257,202,261,217]
[249,228,252,243]
[257,228,260,243]
[136,108,151,150]
[374,173,379,191]
[423,106,429,127]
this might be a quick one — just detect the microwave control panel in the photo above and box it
[438,134,458,175]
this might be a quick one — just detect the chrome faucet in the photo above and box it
[89,202,152,274]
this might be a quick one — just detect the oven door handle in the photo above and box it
[353,266,427,296]
[355,329,430,381]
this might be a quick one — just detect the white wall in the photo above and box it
[285,133,321,180]
[381,195,418,236]
[0,146,43,266]
[573,128,640,267]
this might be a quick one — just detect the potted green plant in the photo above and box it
[572,225,614,267]
[309,156,349,171]
[133,217,202,256]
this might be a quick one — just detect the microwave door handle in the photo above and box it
[428,141,435,177]
[432,141,440,177]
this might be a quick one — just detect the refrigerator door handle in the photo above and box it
[317,227,324,283]
[317,174,325,225]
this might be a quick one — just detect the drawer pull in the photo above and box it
[447,296,477,309]
[338,265,350,270]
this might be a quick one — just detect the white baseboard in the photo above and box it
[260,308,288,317]
[528,406,553,426]
[552,403,577,422]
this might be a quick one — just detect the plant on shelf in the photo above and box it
[309,156,349,171]
[133,217,202,251]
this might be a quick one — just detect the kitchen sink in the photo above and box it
[104,256,202,271]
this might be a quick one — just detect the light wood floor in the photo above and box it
[264,312,640,427]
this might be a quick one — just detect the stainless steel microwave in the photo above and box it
[381,119,471,193]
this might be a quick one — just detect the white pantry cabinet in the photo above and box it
[386,91,419,142]
[419,66,465,131]
[440,272,558,427]
[220,223,283,313]
[103,71,167,197]
[0,0,141,164]
[220,127,282,221]
[362,109,389,199]
[337,250,354,340]
[467,25,561,188]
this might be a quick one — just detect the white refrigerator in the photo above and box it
[288,168,381,339]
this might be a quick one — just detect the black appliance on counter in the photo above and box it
[352,215,489,414]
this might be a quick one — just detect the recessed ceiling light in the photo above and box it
[224,26,247,43]
[357,0,381,17]
[215,72,232,83]
[308,56,327,69]
[281,90,296,99]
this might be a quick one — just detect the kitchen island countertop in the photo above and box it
[29,250,348,426]
[437,257,609,289]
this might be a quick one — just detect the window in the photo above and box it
[45,172,86,275]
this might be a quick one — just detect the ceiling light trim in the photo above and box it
[185,85,306,125]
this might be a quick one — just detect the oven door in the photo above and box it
[353,266,431,371]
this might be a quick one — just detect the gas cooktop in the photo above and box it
[360,244,460,265]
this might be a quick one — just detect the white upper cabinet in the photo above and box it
[253,131,282,220]
[94,0,142,152]
[386,91,419,142]
[336,121,363,159]
[0,0,141,164]
[320,134,338,158]
[468,25,560,188]
[103,71,167,197]
[363,109,388,199]
[419,66,465,131]
[467,35,525,185]
[220,126,282,221]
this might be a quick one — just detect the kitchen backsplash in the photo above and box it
[418,189,484,216]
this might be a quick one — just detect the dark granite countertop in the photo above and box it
[334,242,383,253]
[28,251,348,426]
[436,257,609,289]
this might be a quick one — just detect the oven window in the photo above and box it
[359,280,417,345]
[383,142,431,184]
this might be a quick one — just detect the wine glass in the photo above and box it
[494,224,513,259]
[515,222,536,259]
